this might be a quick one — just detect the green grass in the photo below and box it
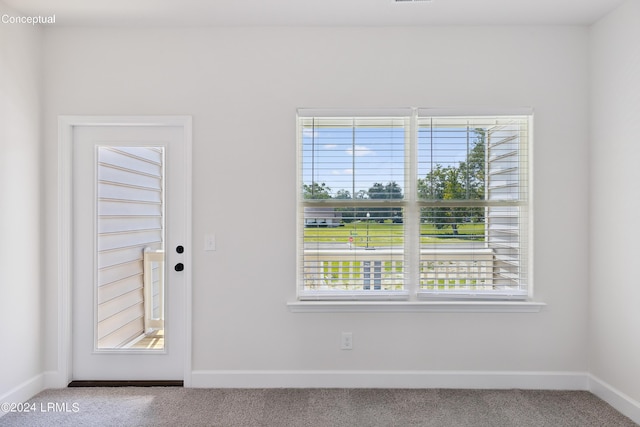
[420,222,484,243]
[303,221,484,247]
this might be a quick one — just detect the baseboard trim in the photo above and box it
[0,374,45,419]
[191,370,589,390]
[44,370,68,389]
[588,374,640,425]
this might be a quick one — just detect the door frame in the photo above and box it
[57,116,193,387]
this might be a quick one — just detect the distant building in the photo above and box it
[304,207,342,227]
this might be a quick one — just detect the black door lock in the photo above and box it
[174,263,184,272]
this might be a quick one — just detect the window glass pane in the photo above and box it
[96,146,165,350]
[418,119,487,201]
[419,205,526,294]
[419,207,491,292]
[302,207,404,292]
[301,117,406,199]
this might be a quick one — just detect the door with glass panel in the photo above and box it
[71,120,189,381]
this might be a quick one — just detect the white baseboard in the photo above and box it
[589,374,640,425]
[0,374,45,419]
[191,370,589,390]
[43,370,68,389]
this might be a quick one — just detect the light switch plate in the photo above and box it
[204,233,216,251]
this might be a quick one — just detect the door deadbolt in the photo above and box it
[176,245,184,254]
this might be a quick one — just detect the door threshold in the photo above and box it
[68,380,183,387]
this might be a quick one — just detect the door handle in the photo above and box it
[174,263,184,272]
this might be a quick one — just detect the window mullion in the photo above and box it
[405,111,420,300]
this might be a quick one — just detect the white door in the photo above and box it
[71,119,190,381]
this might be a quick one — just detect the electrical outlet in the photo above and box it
[341,332,353,350]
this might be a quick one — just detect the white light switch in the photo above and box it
[204,233,216,251]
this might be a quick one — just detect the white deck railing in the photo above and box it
[303,248,494,292]
[143,248,164,332]
[304,249,404,291]
[420,248,494,290]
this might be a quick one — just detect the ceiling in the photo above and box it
[4,0,627,27]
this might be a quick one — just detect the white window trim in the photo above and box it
[287,300,545,313]
[298,290,410,301]
[296,107,538,309]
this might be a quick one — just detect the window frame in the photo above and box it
[296,108,534,306]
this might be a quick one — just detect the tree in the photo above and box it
[354,190,368,200]
[458,128,486,202]
[334,189,355,222]
[303,182,331,200]
[334,189,352,199]
[418,166,467,234]
[417,129,485,234]
[368,182,403,200]
[367,181,403,222]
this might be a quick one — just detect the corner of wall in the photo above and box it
[0,0,47,404]
[589,375,640,425]
[587,0,640,417]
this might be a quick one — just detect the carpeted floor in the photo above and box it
[1,388,637,427]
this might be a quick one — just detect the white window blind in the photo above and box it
[417,115,529,299]
[297,109,531,301]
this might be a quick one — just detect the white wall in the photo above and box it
[0,0,43,402]
[43,26,590,384]
[589,0,640,405]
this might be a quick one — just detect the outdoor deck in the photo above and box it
[129,329,164,350]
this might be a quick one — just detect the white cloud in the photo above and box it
[302,129,318,138]
[331,169,354,175]
[346,145,374,156]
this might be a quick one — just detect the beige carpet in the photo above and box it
[1,387,637,426]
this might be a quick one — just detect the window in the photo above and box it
[297,108,531,301]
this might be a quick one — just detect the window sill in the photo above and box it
[287,300,546,313]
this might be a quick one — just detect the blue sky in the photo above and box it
[302,126,405,197]
[302,123,477,197]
